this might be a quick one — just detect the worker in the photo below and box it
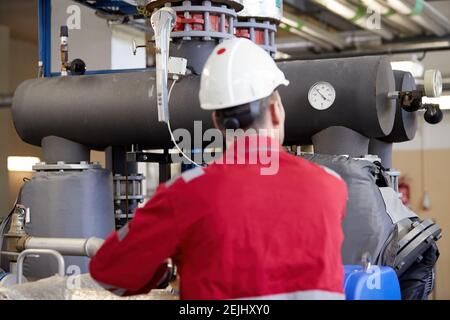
[89,38,348,300]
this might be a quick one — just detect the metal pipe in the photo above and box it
[17,249,65,284]
[282,37,450,59]
[420,0,450,32]
[278,22,335,51]
[0,94,13,108]
[24,237,104,258]
[361,0,422,36]
[281,12,346,49]
[12,56,396,148]
[311,0,394,40]
[385,0,449,36]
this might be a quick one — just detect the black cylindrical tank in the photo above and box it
[12,56,396,149]
[381,70,418,143]
[278,56,396,145]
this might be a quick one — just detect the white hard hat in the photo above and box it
[199,38,289,110]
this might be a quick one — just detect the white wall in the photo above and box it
[394,112,450,151]
[50,0,112,72]
[391,50,450,78]
[0,25,41,219]
[0,25,10,94]
[111,25,146,69]
[1,3,149,218]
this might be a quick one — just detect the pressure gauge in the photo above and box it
[308,81,336,110]
[424,69,442,98]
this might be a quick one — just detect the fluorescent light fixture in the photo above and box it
[314,0,356,20]
[386,0,413,15]
[7,156,40,172]
[275,51,291,60]
[422,95,450,110]
[362,0,390,15]
[313,0,393,39]
[391,60,424,78]
[280,14,345,49]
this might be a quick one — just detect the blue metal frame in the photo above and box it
[38,0,147,77]
[48,68,151,77]
[38,0,52,77]
[76,0,139,15]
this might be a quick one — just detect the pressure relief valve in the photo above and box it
[388,69,444,125]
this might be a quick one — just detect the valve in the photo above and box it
[388,69,444,125]
[132,39,147,56]
[59,26,86,76]
[70,58,86,76]
[424,104,443,124]
[424,69,443,98]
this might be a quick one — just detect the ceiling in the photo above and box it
[1,0,450,58]
[276,0,450,59]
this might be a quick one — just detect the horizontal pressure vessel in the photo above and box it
[12,56,396,149]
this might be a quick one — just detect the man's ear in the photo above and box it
[269,101,281,126]
[212,111,221,130]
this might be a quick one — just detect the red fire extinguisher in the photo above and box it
[398,178,411,207]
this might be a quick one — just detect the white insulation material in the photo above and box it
[0,273,179,300]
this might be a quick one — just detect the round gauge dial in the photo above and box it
[308,81,336,110]
[424,69,443,98]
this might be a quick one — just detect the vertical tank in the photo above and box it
[21,162,115,278]
[236,0,283,55]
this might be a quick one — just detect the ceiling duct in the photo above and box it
[360,0,422,36]
[278,22,336,51]
[311,0,394,40]
[281,12,346,49]
[385,0,450,36]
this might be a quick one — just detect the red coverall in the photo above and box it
[89,136,348,299]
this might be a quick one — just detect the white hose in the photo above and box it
[166,79,201,167]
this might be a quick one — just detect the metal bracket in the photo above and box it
[16,249,65,284]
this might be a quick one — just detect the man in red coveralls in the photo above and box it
[89,38,348,299]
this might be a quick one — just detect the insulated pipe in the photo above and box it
[368,138,393,168]
[12,56,396,149]
[278,56,396,145]
[312,126,370,157]
[24,237,104,258]
[382,70,418,142]
[369,70,417,168]
[42,136,90,164]
[12,72,207,150]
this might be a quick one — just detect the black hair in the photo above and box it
[214,93,273,130]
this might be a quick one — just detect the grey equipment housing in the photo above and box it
[301,153,441,297]
[20,162,115,279]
